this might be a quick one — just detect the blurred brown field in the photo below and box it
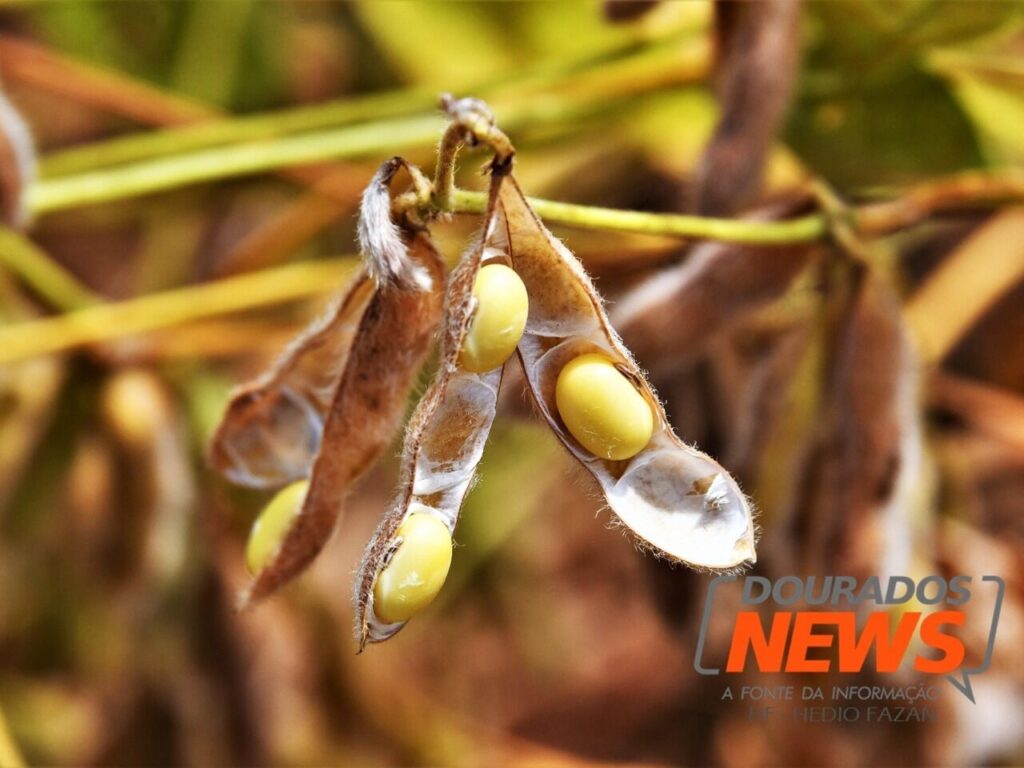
[0,1,1022,766]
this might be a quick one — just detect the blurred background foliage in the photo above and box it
[0,1,1023,766]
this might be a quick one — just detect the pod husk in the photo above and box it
[500,175,757,570]
[209,157,447,606]
[694,0,800,216]
[208,271,375,489]
[241,231,445,607]
[209,158,429,490]
[354,171,510,647]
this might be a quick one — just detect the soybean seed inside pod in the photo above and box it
[555,353,654,461]
[246,479,309,574]
[458,263,528,373]
[374,511,453,624]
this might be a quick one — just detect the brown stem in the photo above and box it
[431,94,514,212]
[856,171,1024,235]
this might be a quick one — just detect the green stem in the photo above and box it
[28,129,826,245]
[26,91,618,216]
[450,188,828,244]
[41,86,441,178]
[40,34,706,177]
[10,172,1024,362]
[27,114,447,215]
[26,36,706,214]
[0,227,99,310]
[0,257,356,364]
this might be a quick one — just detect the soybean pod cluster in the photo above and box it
[209,108,756,650]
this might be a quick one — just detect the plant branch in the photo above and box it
[450,187,825,243]
[445,167,1024,244]
[855,170,1024,234]
[7,170,1024,363]
[0,227,99,310]
[432,95,515,212]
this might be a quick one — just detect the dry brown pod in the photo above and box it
[354,171,511,646]
[612,197,820,374]
[499,175,757,570]
[209,158,446,607]
[208,270,375,489]
[694,0,801,216]
[209,158,437,489]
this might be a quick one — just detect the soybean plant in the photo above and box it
[208,97,757,648]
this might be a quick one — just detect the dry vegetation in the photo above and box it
[0,2,1023,766]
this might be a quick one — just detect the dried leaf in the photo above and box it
[501,176,756,570]
[904,208,1024,363]
[784,267,925,578]
[354,173,509,646]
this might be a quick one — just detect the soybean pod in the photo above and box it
[210,158,446,607]
[498,176,757,570]
[354,170,525,646]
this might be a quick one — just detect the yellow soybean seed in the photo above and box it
[458,263,529,373]
[374,512,453,624]
[555,353,654,461]
[246,479,309,574]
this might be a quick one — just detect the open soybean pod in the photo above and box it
[499,176,757,570]
[355,171,517,647]
[209,157,435,490]
[240,245,442,607]
[210,158,447,607]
